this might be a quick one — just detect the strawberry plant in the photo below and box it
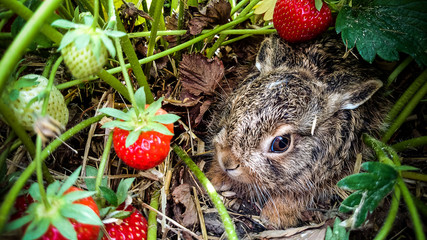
[5,166,102,240]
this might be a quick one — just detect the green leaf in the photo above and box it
[22,217,50,240]
[125,129,142,147]
[63,190,96,202]
[51,216,77,240]
[92,37,102,61]
[58,30,79,51]
[336,0,427,66]
[152,113,180,124]
[394,165,419,172]
[146,122,174,135]
[103,30,127,38]
[58,166,82,196]
[134,87,147,109]
[144,97,163,116]
[98,107,131,121]
[5,214,34,231]
[100,35,116,58]
[116,178,135,205]
[46,181,61,196]
[74,34,90,51]
[325,218,349,240]
[339,191,363,213]
[361,161,397,179]
[29,183,41,202]
[85,166,107,191]
[314,0,323,11]
[15,75,39,89]
[61,204,102,225]
[99,186,118,206]
[100,206,115,217]
[337,173,378,190]
[101,120,134,130]
[109,210,132,219]
[9,89,19,102]
[51,19,78,29]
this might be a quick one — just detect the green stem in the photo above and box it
[231,0,250,16]
[35,135,49,207]
[0,113,105,233]
[382,72,427,142]
[147,190,160,240]
[128,28,276,38]
[373,187,401,240]
[115,13,153,103]
[397,178,425,240]
[114,36,139,115]
[42,56,56,78]
[392,136,427,152]
[144,0,164,76]
[0,132,16,172]
[97,69,131,101]
[207,0,261,58]
[0,0,63,98]
[362,134,396,166]
[43,56,63,115]
[221,26,275,46]
[91,0,99,30]
[95,131,113,196]
[385,69,427,125]
[107,12,254,76]
[173,145,238,240]
[401,172,427,182]
[386,56,413,88]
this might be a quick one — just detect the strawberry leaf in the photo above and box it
[125,129,142,147]
[23,218,50,240]
[325,218,350,240]
[336,0,427,66]
[51,19,78,29]
[314,0,323,11]
[15,75,39,89]
[51,216,77,240]
[61,204,103,225]
[152,113,180,124]
[108,210,132,219]
[134,87,147,109]
[92,36,102,61]
[99,107,131,121]
[63,190,96,202]
[100,35,116,58]
[116,178,135,205]
[58,166,82,196]
[100,186,118,206]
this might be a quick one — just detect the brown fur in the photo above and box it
[207,33,388,228]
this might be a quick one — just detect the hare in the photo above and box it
[207,33,388,229]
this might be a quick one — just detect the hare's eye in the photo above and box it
[270,135,291,153]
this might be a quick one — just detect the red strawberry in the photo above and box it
[112,106,174,170]
[273,0,333,42]
[102,204,148,240]
[100,87,180,170]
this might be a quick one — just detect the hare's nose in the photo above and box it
[224,163,242,177]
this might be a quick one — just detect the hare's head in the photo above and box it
[209,35,384,196]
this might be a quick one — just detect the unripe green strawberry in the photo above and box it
[61,36,108,79]
[8,74,69,131]
[52,15,126,79]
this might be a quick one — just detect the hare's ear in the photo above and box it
[256,35,292,75]
[329,79,383,110]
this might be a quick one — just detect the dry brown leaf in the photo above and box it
[189,0,231,35]
[171,184,198,227]
[244,222,327,240]
[179,53,224,97]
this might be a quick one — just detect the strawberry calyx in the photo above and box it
[99,87,180,147]
[6,166,102,240]
[52,14,125,62]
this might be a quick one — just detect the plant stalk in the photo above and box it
[147,190,160,240]
[95,131,113,196]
